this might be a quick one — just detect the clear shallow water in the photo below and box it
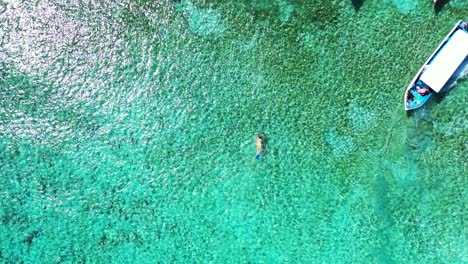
[0,0,467,262]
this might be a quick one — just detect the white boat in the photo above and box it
[404,20,468,111]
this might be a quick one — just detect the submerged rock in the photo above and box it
[325,128,354,158]
[383,0,418,15]
[277,0,294,23]
[348,102,376,131]
[384,156,419,187]
[176,1,226,36]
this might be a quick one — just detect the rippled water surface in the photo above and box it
[0,0,467,262]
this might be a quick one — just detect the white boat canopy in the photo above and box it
[420,29,468,92]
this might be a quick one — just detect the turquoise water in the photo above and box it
[0,0,467,262]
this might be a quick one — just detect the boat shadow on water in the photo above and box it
[434,0,451,14]
[351,0,365,11]
[431,57,468,106]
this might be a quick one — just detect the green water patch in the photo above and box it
[0,0,466,262]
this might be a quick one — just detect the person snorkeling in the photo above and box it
[255,135,263,160]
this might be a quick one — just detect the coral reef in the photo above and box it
[277,0,294,23]
[347,101,376,131]
[449,0,468,9]
[176,1,226,36]
[383,0,419,15]
[324,128,354,158]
